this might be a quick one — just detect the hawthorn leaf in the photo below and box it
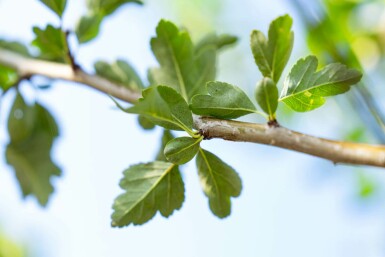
[250,14,293,83]
[75,14,103,44]
[255,77,278,118]
[38,0,67,17]
[94,59,144,90]
[87,0,143,17]
[127,86,192,131]
[195,34,238,52]
[279,55,362,112]
[164,137,201,165]
[156,130,175,161]
[190,81,257,119]
[32,25,68,63]
[137,115,155,130]
[6,93,61,206]
[111,161,184,227]
[196,149,242,218]
[149,20,216,101]
[0,65,19,91]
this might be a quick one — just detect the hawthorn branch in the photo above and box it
[1,48,384,168]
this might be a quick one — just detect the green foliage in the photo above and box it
[0,65,19,91]
[137,115,155,130]
[164,136,202,164]
[6,93,61,206]
[38,0,67,18]
[111,161,184,227]
[156,130,175,161]
[250,14,294,83]
[75,14,103,44]
[195,34,238,52]
[0,40,30,57]
[255,77,278,119]
[149,20,217,101]
[87,0,143,17]
[94,59,144,91]
[196,148,242,218]
[190,81,257,119]
[127,86,193,132]
[0,233,28,257]
[32,25,68,63]
[279,55,362,112]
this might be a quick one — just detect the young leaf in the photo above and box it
[87,0,143,17]
[255,77,278,119]
[38,0,67,18]
[195,34,238,52]
[127,86,193,131]
[94,59,144,90]
[279,55,362,112]
[250,14,293,83]
[75,14,103,44]
[164,137,202,165]
[149,20,216,101]
[196,149,242,218]
[6,93,61,206]
[111,161,184,227]
[190,81,257,119]
[32,25,68,63]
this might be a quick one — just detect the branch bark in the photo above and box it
[1,48,384,168]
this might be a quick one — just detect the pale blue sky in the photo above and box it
[0,1,385,257]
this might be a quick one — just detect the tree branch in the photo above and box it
[1,48,384,168]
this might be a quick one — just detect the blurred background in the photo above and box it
[1,0,385,256]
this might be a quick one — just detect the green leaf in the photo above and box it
[156,130,175,161]
[111,161,184,227]
[164,137,202,165]
[190,81,257,119]
[279,55,362,112]
[255,77,278,119]
[0,40,31,56]
[38,0,67,17]
[137,115,155,130]
[87,0,143,17]
[127,86,193,131]
[195,34,238,52]
[0,65,19,91]
[196,148,242,218]
[75,14,103,44]
[149,20,216,101]
[250,14,294,83]
[6,93,61,206]
[32,25,68,63]
[94,59,144,90]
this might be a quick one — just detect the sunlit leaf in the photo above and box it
[87,0,143,16]
[6,93,61,206]
[0,65,19,91]
[164,137,201,164]
[250,14,293,83]
[75,14,103,44]
[190,81,256,119]
[94,59,144,90]
[196,148,242,218]
[32,25,68,62]
[255,77,278,118]
[280,55,362,112]
[38,0,67,17]
[111,161,184,227]
[127,86,192,131]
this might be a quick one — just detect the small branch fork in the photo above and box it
[0,48,384,168]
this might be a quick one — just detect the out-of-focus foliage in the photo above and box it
[0,232,28,257]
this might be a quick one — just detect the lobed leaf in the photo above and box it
[149,20,217,101]
[250,14,293,83]
[94,59,144,91]
[190,81,256,119]
[255,77,278,118]
[6,93,61,206]
[127,86,193,131]
[111,161,184,227]
[196,148,242,218]
[32,25,68,63]
[280,55,362,112]
[164,137,201,165]
[38,0,67,17]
